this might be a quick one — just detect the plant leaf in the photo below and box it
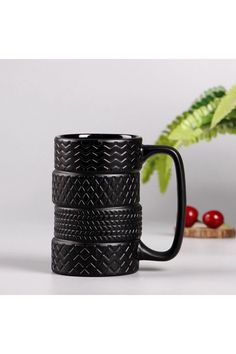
[154,139,180,193]
[211,85,236,128]
[169,98,221,142]
[190,86,226,110]
[187,118,236,144]
[155,150,175,193]
[141,86,230,192]
[141,155,156,183]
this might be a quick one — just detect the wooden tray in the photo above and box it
[184,226,236,238]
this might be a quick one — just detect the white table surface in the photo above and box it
[1,222,236,295]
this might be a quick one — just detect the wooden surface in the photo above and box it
[184,225,236,238]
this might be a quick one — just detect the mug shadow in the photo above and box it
[0,254,50,274]
[139,265,166,272]
[0,254,165,275]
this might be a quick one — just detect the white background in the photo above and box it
[1,59,236,228]
[1,59,236,298]
[1,1,236,353]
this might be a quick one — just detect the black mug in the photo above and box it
[52,134,186,276]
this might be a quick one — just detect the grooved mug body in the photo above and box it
[51,134,186,276]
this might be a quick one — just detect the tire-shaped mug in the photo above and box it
[52,133,186,276]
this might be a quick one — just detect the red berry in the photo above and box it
[202,210,224,229]
[185,205,199,227]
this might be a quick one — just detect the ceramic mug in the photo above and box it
[52,134,186,276]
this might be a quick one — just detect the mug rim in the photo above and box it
[55,133,142,142]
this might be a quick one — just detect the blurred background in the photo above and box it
[0,59,236,230]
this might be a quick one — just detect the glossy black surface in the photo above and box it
[52,134,186,276]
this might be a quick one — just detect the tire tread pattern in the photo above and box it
[52,173,140,208]
[55,139,142,173]
[54,206,142,242]
[51,238,139,276]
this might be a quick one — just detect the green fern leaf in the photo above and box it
[191,86,226,110]
[187,119,236,147]
[155,142,179,193]
[181,108,236,145]
[141,86,229,193]
[141,135,173,184]
[211,85,236,128]
[141,155,156,183]
[169,98,221,143]
[158,118,236,193]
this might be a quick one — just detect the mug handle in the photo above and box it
[138,145,186,261]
